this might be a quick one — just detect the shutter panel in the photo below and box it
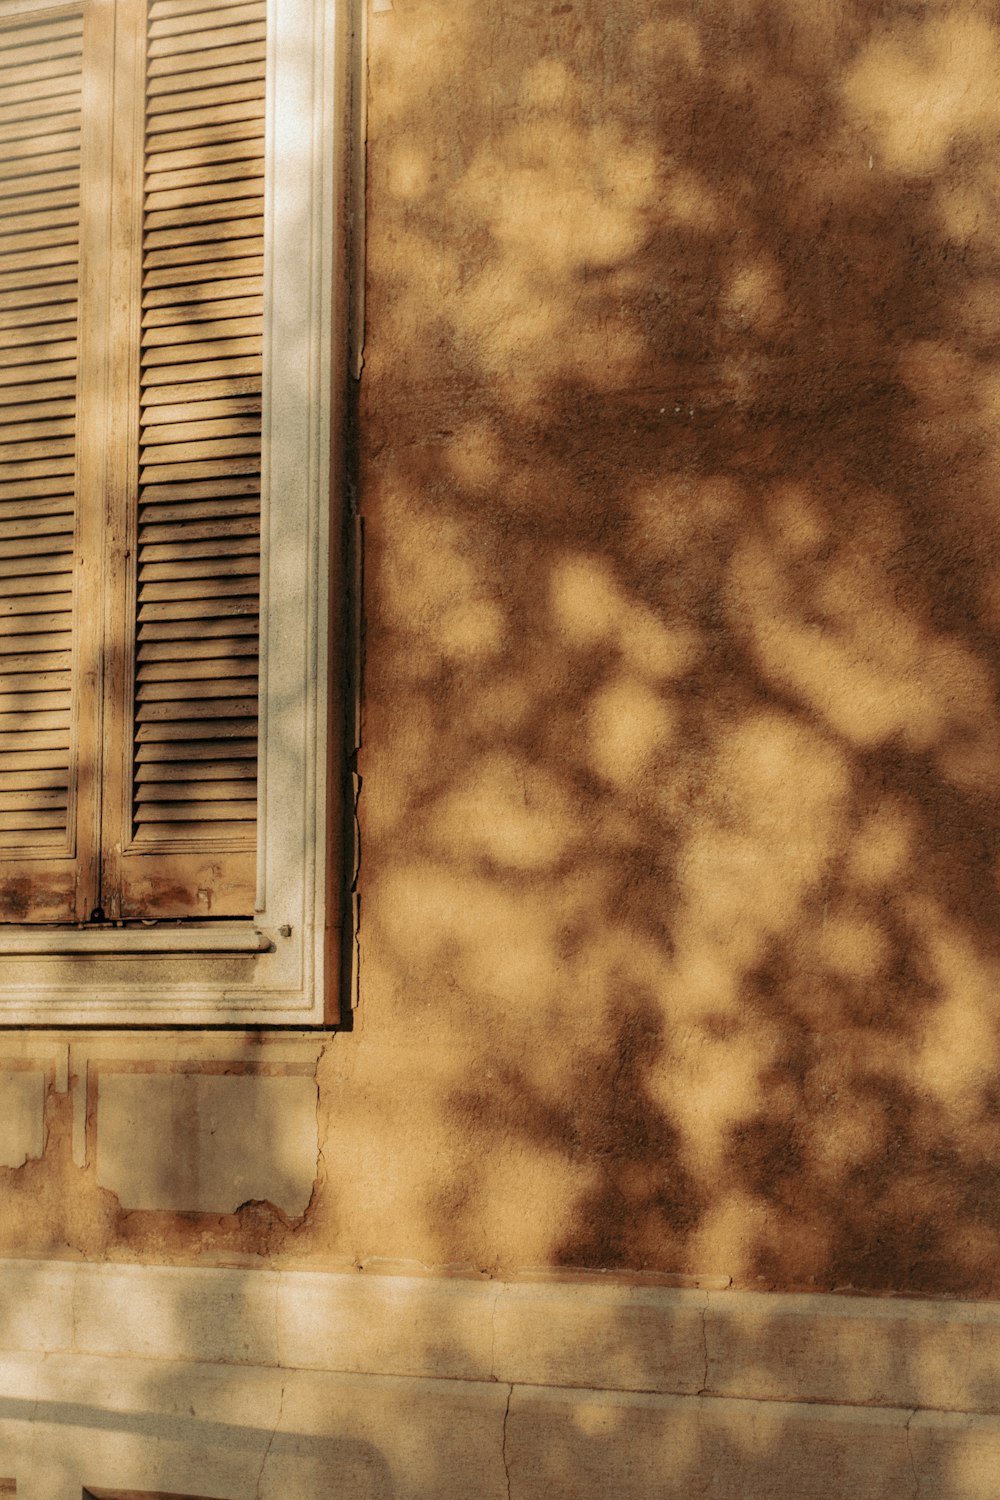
[105,0,263,918]
[0,7,88,919]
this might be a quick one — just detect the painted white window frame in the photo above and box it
[0,0,343,1026]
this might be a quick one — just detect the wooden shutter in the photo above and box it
[0,4,98,921]
[101,0,263,919]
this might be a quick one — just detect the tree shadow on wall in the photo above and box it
[361,0,1000,1299]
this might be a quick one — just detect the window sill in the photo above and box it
[0,926,272,957]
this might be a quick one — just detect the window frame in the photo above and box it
[0,0,345,1026]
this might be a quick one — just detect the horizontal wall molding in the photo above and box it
[0,1257,997,1415]
[1,1260,1000,1499]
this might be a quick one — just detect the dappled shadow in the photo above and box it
[6,14,1000,1500]
[350,0,1000,1299]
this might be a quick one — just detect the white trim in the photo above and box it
[0,927,270,956]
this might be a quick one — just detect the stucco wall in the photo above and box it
[1,0,999,1303]
[351,0,1000,1298]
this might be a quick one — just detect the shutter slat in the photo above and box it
[144,236,260,270]
[138,576,257,602]
[146,124,263,160]
[135,718,256,741]
[0,550,73,579]
[0,162,80,198]
[141,435,260,463]
[144,213,262,249]
[3,328,78,356]
[0,748,74,772]
[132,819,253,840]
[147,45,264,85]
[0,76,83,110]
[144,376,261,404]
[0,432,75,458]
[0,16,82,51]
[144,197,263,233]
[137,614,257,639]
[145,80,264,122]
[137,668,256,696]
[142,314,260,344]
[0,263,78,295]
[138,637,256,661]
[134,801,255,822]
[140,394,260,424]
[0,477,77,503]
[0,637,73,660]
[135,757,255,780]
[0,499,74,524]
[141,534,258,561]
[141,337,260,367]
[149,0,261,19]
[0,709,70,732]
[0,118,79,149]
[0,219,79,262]
[0,585,72,616]
[0,95,81,133]
[0,729,69,751]
[0,456,76,482]
[145,176,262,214]
[146,145,263,185]
[140,518,259,544]
[143,294,262,326]
[137,599,257,622]
[135,735,257,758]
[0,383,77,410]
[140,457,260,483]
[141,374,260,404]
[149,16,264,53]
[0,55,83,92]
[0,572,73,599]
[0,418,75,443]
[0,537,74,563]
[143,255,262,290]
[138,656,256,680]
[0,287,77,316]
[149,3,263,40]
[142,275,260,308]
[0,649,71,671]
[0,811,65,832]
[0,788,68,810]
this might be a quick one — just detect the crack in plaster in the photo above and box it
[69,1265,81,1354]
[965,1309,977,1408]
[306,1043,328,1224]
[272,1272,281,1370]
[904,1408,919,1500]
[501,1383,513,1500]
[699,1296,709,1395]
[255,1380,285,1500]
[489,1284,502,1381]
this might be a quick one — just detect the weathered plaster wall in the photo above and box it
[349,0,1000,1298]
[3,0,1000,1303]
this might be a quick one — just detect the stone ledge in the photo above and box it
[2,1352,1000,1500]
[0,1258,998,1418]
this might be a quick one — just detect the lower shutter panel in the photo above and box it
[116,0,263,918]
[0,11,83,918]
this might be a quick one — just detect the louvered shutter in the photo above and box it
[0,4,100,921]
[101,0,263,918]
